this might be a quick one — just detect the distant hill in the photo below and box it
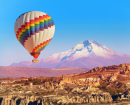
[0,66,89,78]
[11,40,130,68]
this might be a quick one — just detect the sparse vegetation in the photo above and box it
[4,89,11,94]
[14,85,22,89]
[0,63,130,104]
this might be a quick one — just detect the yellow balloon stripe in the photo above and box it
[35,22,39,24]
[47,16,51,20]
[35,43,48,52]
[16,14,54,46]
[40,20,44,22]
[22,29,26,32]
[25,26,30,29]
[30,24,35,26]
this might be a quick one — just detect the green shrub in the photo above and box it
[28,77,33,81]
[97,85,102,89]
[14,85,21,89]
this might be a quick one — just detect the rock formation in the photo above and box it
[0,63,130,104]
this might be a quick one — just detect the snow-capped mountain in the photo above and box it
[11,40,130,68]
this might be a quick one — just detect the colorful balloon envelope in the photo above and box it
[14,11,55,62]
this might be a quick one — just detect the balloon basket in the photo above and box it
[32,59,39,63]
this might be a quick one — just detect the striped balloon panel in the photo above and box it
[14,11,55,55]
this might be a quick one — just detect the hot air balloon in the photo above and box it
[14,11,55,63]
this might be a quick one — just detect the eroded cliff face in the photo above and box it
[0,82,113,105]
[0,63,130,105]
[0,90,112,105]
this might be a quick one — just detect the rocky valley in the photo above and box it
[0,63,130,105]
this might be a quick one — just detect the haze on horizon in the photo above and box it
[0,0,130,66]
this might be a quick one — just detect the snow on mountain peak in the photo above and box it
[83,40,101,47]
[11,39,130,68]
[71,40,116,57]
[73,40,102,50]
[45,40,117,62]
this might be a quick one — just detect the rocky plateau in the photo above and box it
[0,63,130,105]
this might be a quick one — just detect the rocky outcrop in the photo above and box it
[56,92,112,104]
[109,72,119,82]
[117,90,130,101]
[0,88,112,105]
[71,87,82,93]
[90,63,130,73]
[0,63,130,105]
[0,95,53,105]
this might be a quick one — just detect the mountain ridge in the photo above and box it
[11,40,130,68]
[0,66,89,78]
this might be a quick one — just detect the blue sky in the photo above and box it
[0,0,130,66]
